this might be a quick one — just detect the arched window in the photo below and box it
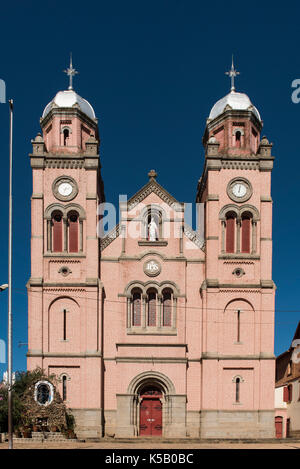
[235,377,240,403]
[226,212,236,253]
[132,289,142,327]
[235,131,241,148]
[63,308,67,340]
[68,211,79,253]
[63,128,69,146]
[241,213,251,253]
[147,289,157,326]
[162,289,172,327]
[62,375,67,401]
[52,211,63,252]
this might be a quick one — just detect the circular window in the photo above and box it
[34,381,54,406]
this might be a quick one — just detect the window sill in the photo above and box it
[219,253,260,260]
[127,328,177,336]
[44,252,86,258]
[138,240,168,247]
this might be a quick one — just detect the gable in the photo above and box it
[100,176,204,252]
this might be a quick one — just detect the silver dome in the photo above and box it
[42,89,96,120]
[209,91,261,122]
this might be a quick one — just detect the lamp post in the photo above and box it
[0,284,8,292]
[7,99,13,449]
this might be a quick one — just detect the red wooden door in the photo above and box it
[139,391,162,436]
[275,416,283,438]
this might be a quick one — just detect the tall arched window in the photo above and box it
[241,213,251,253]
[62,375,67,401]
[235,131,241,148]
[235,377,240,403]
[162,289,172,327]
[63,128,69,146]
[132,289,142,327]
[147,289,157,326]
[52,211,63,252]
[68,211,79,253]
[226,212,236,253]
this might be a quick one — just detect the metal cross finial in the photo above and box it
[64,53,78,90]
[225,56,240,92]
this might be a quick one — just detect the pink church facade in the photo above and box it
[27,76,276,438]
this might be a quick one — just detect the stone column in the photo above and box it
[63,217,68,252]
[142,294,147,329]
[79,219,83,252]
[221,220,225,253]
[127,297,131,329]
[47,219,51,252]
[236,218,241,253]
[157,294,162,329]
[252,221,257,254]
[172,296,177,329]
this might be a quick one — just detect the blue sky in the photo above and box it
[0,0,299,374]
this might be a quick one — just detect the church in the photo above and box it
[27,60,276,439]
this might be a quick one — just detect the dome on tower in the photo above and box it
[42,89,96,120]
[208,90,261,122]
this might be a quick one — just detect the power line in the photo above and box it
[13,286,296,313]
[10,287,300,325]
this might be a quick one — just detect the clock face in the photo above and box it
[232,183,247,198]
[58,182,73,196]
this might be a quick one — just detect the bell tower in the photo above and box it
[27,58,104,438]
[196,61,276,438]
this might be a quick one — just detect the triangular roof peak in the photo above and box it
[126,170,184,212]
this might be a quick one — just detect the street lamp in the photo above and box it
[0,284,8,292]
[7,99,13,449]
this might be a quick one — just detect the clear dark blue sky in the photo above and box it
[0,0,299,374]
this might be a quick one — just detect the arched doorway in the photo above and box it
[139,385,162,436]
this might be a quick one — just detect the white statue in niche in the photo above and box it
[148,217,158,241]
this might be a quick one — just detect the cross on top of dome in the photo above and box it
[63,53,78,91]
[225,56,240,92]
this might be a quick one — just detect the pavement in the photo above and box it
[1,439,300,449]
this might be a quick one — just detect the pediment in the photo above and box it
[127,178,183,211]
[100,176,204,252]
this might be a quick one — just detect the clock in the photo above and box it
[227,178,252,203]
[52,176,78,201]
[232,182,247,198]
[58,182,73,197]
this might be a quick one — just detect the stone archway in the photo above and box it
[115,371,186,438]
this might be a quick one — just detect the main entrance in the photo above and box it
[139,386,162,436]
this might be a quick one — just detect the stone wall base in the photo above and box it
[186,411,201,438]
[200,410,275,439]
[70,408,103,439]
[70,408,275,440]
